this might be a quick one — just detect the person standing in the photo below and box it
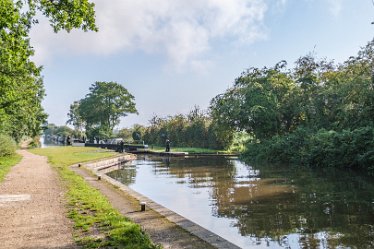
[165,139,171,152]
[119,140,125,153]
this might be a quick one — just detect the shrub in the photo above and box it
[0,134,17,157]
[244,127,311,164]
[244,127,374,176]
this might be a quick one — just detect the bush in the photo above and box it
[244,127,311,163]
[306,127,374,173]
[0,134,17,157]
[244,127,374,176]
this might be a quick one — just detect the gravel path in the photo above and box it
[0,150,77,249]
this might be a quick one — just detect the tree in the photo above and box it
[30,0,98,32]
[43,123,75,144]
[66,101,85,136]
[141,107,232,149]
[210,62,300,141]
[212,38,374,174]
[73,81,138,139]
[0,0,97,142]
[0,0,46,142]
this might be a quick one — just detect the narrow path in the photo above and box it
[72,166,217,249]
[0,150,77,249]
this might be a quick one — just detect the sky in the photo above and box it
[29,0,374,129]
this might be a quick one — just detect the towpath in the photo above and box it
[0,150,77,249]
[0,150,222,249]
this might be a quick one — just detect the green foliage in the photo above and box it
[142,106,233,150]
[32,0,98,32]
[69,82,138,140]
[67,101,85,135]
[245,127,374,176]
[227,132,252,153]
[307,128,374,173]
[0,0,47,142]
[117,128,133,142]
[210,61,302,141]
[31,147,160,249]
[213,38,374,175]
[132,131,141,141]
[0,0,97,142]
[43,123,80,144]
[0,134,17,156]
[44,123,74,136]
[0,154,22,182]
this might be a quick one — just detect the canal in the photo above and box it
[107,155,374,249]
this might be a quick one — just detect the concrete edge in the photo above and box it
[77,156,241,249]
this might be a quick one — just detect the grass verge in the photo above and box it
[31,146,161,249]
[0,154,22,183]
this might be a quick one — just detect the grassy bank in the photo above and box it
[0,154,22,182]
[31,147,160,249]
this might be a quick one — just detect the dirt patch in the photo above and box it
[72,166,217,249]
[0,150,77,249]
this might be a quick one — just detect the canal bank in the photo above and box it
[74,155,240,249]
[107,154,374,249]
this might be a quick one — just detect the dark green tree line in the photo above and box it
[141,106,232,149]
[210,39,374,175]
[43,123,76,144]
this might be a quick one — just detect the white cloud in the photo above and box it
[275,0,288,8]
[30,0,268,70]
[327,0,343,17]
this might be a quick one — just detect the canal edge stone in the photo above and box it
[77,154,241,249]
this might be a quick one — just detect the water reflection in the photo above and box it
[107,156,374,249]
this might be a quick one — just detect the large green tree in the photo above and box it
[211,38,374,174]
[210,61,301,141]
[0,0,97,142]
[70,81,138,139]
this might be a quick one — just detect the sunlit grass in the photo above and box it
[31,146,160,249]
[0,154,22,182]
[32,146,118,167]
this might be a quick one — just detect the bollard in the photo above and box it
[97,175,101,180]
[78,163,81,167]
[140,202,146,212]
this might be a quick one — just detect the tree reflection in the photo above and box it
[108,155,374,249]
[107,161,138,185]
[212,162,374,248]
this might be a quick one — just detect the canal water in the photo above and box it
[107,155,374,249]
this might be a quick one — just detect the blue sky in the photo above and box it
[29,0,374,128]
